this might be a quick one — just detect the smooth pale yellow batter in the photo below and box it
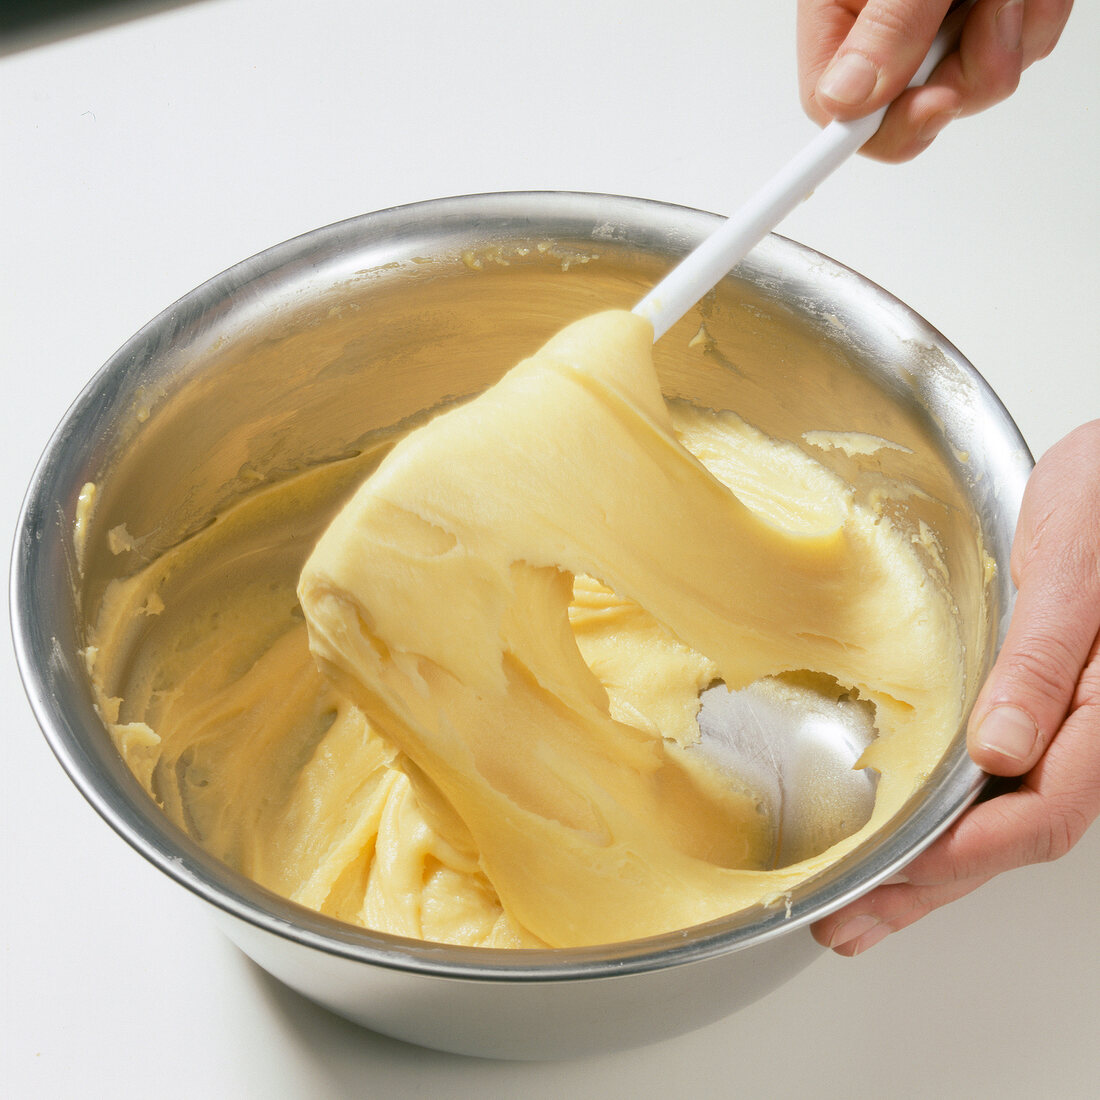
[86,310,964,949]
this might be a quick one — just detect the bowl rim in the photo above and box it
[10,189,1032,982]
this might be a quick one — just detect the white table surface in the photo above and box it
[3,2,1098,1096]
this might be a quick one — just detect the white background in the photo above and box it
[3,2,1098,1095]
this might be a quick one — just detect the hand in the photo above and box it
[797,0,1074,161]
[813,420,1100,954]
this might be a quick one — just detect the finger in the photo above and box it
[805,0,952,121]
[797,0,861,123]
[812,875,980,955]
[861,0,1028,161]
[1019,0,1075,65]
[807,0,1076,163]
[814,676,1100,954]
[969,422,1100,775]
[859,82,963,161]
[913,689,1100,882]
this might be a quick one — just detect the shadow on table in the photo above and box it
[235,949,564,1093]
[1,0,202,56]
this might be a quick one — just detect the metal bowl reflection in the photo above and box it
[11,192,1031,1059]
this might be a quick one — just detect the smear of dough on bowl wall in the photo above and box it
[81,302,976,950]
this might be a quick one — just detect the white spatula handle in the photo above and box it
[634,0,974,341]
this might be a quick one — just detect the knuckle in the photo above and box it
[1077,670,1100,713]
[861,7,920,41]
[999,638,1079,713]
[989,59,1023,98]
[853,2,945,65]
[1034,801,1091,864]
[1042,535,1100,598]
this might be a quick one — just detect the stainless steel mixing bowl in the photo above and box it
[11,192,1032,1059]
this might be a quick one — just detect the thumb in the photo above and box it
[969,422,1100,776]
[808,0,952,119]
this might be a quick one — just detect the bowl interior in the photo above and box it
[13,192,1031,977]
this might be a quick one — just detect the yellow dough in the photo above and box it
[86,309,964,949]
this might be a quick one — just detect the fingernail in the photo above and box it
[883,873,910,886]
[817,52,879,108]
[996,0,1025,51]
[975,705,1037,763]
[916,108,961,145]
[828,913,880,949]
